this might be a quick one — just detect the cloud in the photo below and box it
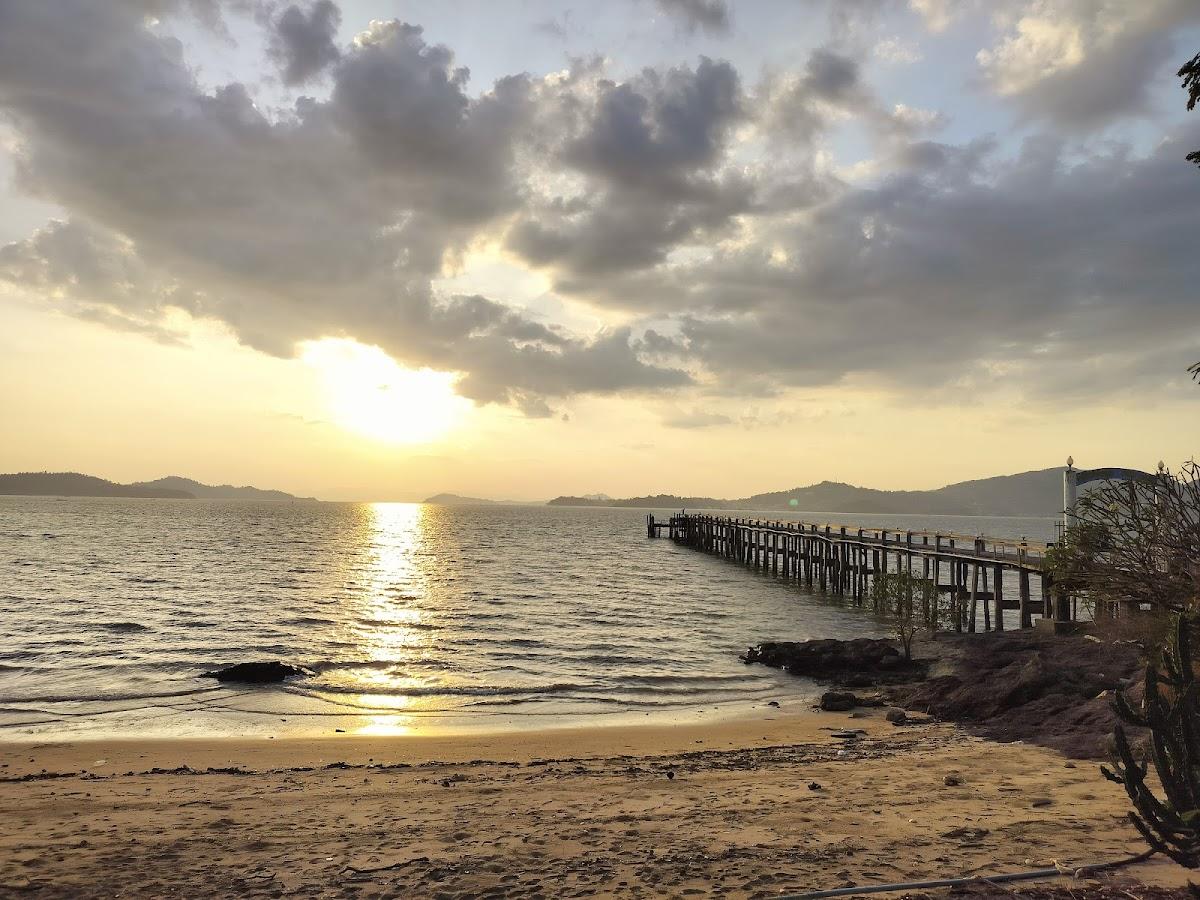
[662,409,732,428]
[268,0,342,85]
[0,2,687,409]
[975,0,1200,129]
[873,37,923,64]
[507,56,753,289]
[0,0,1196,420]
[533,17,568,40]
[655,0,731,35]
[656,126,1200,400]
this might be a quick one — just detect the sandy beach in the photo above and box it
[0,708,1190,899]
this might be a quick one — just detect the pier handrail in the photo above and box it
[667,513,1051,557]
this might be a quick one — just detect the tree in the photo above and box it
[1050,462,1200,617]
[1180,53,1200,376]
[1181,51,1200,167]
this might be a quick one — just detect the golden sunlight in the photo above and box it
[301,339,468,444]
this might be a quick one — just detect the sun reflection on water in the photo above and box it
[345,502,442,733]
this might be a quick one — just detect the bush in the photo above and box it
[871,571,940,659]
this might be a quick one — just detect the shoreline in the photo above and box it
[0,705,854,774]
[0,681,818,745]
[2,708,1191,897]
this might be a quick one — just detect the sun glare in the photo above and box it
[302,339,467,444]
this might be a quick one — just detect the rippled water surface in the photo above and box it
[0,498,1056,739]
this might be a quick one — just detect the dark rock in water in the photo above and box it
[201,662,312,683]
[742,638,925,686]
[819,691,859,712]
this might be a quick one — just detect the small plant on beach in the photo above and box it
[871,572,939,660]
[1103,612,1200,871]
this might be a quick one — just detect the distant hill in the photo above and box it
[0,472,193,499]
[546,468,1066,517]
[0,472,315,501]
[423,492,527,506]
[130,476,315,501]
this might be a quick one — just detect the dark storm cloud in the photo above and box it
[268,0,342,85]
[654,0,730,35]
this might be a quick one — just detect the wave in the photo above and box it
[285,616,337,627]
[288,680,596,700]
[354,618,437,630]
[0,685,223,705]
[91,621,151,633]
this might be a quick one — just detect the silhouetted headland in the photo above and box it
[546,467,1063,517]
[0,472,316,501]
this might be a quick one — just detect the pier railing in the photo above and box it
[647,513,1061,632]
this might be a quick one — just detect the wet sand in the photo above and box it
[0,709,1189,898]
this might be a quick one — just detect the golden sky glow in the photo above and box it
[301,339,470,446]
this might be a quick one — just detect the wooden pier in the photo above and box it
[647,513,1062,632]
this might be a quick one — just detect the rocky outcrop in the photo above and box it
[741,638,926,686]
[201,662,312,683]
[888,631,1143,759]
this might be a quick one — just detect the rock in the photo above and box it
[819,691,859,712]
[807,781,822,791]
[943,773,962,786]
[742,638,925,686]
[665,770,675,780]
[1031,797,1053,808]
[200,662,312,683]
[885,708,908,724]
[767,701,780,708]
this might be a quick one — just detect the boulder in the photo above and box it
[201,662,312,683]
[742,638,925,686]
[885,707,908,724]
[819,691,859,712]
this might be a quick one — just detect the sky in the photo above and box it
[1,0,1198,502]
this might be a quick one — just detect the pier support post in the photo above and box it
[993,564,1004,632]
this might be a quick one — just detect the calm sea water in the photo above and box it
[0,498,1056,740]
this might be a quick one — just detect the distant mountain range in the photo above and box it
[546,468,1066,517]
[423,492,527,506]
[0,472,315,501]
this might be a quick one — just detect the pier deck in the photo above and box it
[648,513,1061,631]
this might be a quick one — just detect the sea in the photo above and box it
[0,497,1058,740]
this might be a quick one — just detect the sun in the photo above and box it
[301,339,468,444]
